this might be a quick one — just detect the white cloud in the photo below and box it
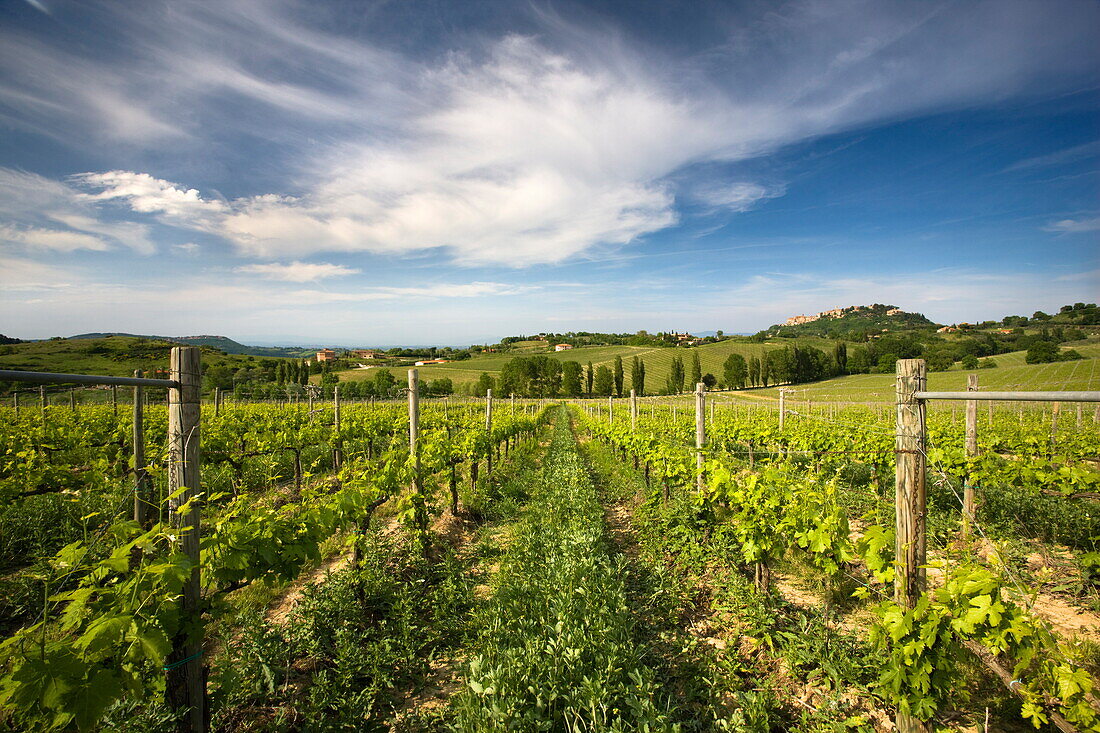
[0,223,110,252]
[172,242,201,255]
[694,182,786,212]
[1044,217,1100,233]
[74,171,225,222]
[2,1,1099,269]
[235,261,360,282]
[0,168,155,254]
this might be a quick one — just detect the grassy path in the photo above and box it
[452,408,677,731]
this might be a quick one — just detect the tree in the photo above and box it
[630,356,645,396]
[562,360,583,397]
[961,354,979,370]
[428,377,454,396]
[1025,341,1059,364]
[702,373,717,389]
[586,361,594,395]
[833,342,848,373]
[689,351,702,388]
[474,372,495,396]
[373,368,397,395]
[613,356,624,397]
[594,365,614,396]
[722,353,747,390]
[667,356,685,394]
[298,362,308,386]
[1032,311,1052,322]
[747,356,760,387]
[760,352,771,387]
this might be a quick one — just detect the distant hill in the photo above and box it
[762,304,938,338]
[70,332,312,358]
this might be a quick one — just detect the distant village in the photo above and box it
[783,305,905,326]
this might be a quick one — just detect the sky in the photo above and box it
[0,0,1097,346]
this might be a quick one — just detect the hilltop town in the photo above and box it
[783,304,909,326]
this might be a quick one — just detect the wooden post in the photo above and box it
[111,385,117,415]
[485,388,493,476]
[695,383,705,492]
[1051,402,1060,448]
[333,384,341,469]
[214,388,220,418]
[69,387,76,411]
[165,347,204,732]
[40,385,46,417]
[133,371,152,528]
[630,389,637,431]
[894,358,928,733]
[13,392,18,416]
[408,370,420,489]
[963,374,978,534]
[1076,403,1081,429]
[778,390,786,431]
[608,395,613,423]
[511,393,515,416]
[307,390,314,420]
[987,400,993,424]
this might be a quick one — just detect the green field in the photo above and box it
[725,341,1100,403]
[336,337,1100,404]
[335,337,836,390]
[0,336,277,377]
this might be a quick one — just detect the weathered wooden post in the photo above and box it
[511,393,515,416]
[630,389,637,431]
[963,374,978,534]
[307,389,314,420]
[695,383,706,491]
[1076,403,1082,429]
[1051,402,1060,448]
[214,387,220,417]
[165,347,204,732]
[408,370,420,490]
[40,385,46,417]
[485,388,493,475]
[69,387,76,411]
[333,384,342,469]
[133,371,152,528]
[111,385,117,415]
[894,358,928,733]
[778,389,786,431]
[13,391,18,416]
[608,395,613,423]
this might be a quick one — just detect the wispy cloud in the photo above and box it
[693,182,787,212]
[1043,216,1100,233]
[2,1,1097,268]
[235,261,360,282]
[1003,140,1100,172]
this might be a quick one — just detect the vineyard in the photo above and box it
[1,350,1098,732]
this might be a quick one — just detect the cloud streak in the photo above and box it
[2,1,1097,268]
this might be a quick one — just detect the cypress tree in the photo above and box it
[613,356,624,397]
[586,361,594,395]
[631,356,645,396]
[689,351,702,388]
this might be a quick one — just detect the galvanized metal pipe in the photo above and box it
[0,369,179,389]
[914,391,1100,403]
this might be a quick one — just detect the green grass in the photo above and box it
[0,336,286,379]
[334,337,836,392]
[729,341,1100,403]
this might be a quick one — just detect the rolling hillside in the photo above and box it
[0,335,287,378]
[333,337,836,392]
[334,337,1100,402]
[716,341,1100,403]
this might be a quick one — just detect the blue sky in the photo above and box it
[0,0,1097,346]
